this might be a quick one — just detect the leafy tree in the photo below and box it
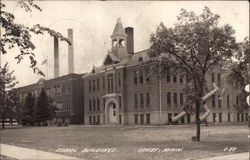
[5,88,18,125]
[34,88,53,125]
[222,38,250,111]
[148,7,238,141]
[0,63,18,129]
[0,0,70,74]
[21,92,35,126]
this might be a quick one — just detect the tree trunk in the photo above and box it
[195,100,201,141]
[2,114,5,129]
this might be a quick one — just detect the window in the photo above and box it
[179,76,183,83]
[237,113,240,122]
[97,79,100,90]
[52,84,62,96]
[107,74,114,93]
[139,70,143,84]
[146,92,150,107]
[218,99,221,108]
[219,113,222,122]
[167,92,171,106]
[89,116,92,124]
[113,104,116,116]
[93,99,96,111]
[89,80,91,92]
[227,95,230,108]
[211,73,215,82]
[134,114,138,124]
[241,113,244,122]
[134,94,138,108]
[236,95,239,105]
[102,76,105,90]
[93,80,95,91]
[140,93,144,108]
[146,114,150,124]
[246,113,248,121]
[93,116,96,124]
[134,71,138,85]
[212,95,215,107]
[118,73,121,86]
[187,114,191,124]
[173,75,177,83]
[166,69,171,82]
[228,113,230,122]
[119,115,122,124]
[217,73,221,87]
[138,57,143,62]
[213,113,216,123]
[89,99,92,111]
[119,96,121,109]
[168,113,172,123]
[97,98,100,110]
[97,116,100,125]
[140,114,144,124]
[174,92,177,105]
[180,93,184,105]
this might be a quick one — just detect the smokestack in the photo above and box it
[125,27,134,54]
[54,37,59,78]
[68,29,74,74]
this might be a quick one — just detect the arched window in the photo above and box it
[180,93,184,105]
[167,92,171,105]
[119,39,125,46]
[173,75,177,83]
[174,92,177,105]
[112,39,117,47]
[138,57,143,62]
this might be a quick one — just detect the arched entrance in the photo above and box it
[105,98,119,124]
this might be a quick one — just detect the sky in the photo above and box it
[1,1,249,87]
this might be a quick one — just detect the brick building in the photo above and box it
[83,18,248,125]
[17,73,85,124]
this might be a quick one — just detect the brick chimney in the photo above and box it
[125,27,134,54]
[68,29,74,74]
[54,37,59,78]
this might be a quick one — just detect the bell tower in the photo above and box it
[111,18,127,59]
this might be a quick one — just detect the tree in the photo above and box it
[222,38,250,111]
[148,7,238,141]
[21,92,35,126]
[0,0,70,73]
[0,63,18,129]
[5,88,18,126]
[33,88,53,125]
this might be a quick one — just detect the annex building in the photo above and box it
[17,18,248,125]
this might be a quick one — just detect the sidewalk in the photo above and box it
[198,152,249,160]
[0,143,81,160]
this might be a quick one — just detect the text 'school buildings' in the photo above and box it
[17,19,248,125]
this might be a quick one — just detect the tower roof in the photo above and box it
[111,18,127,38]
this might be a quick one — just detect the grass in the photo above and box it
[0,123,249,160]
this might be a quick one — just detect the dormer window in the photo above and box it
[138,57,143,62]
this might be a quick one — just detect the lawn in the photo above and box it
[0,124,249,160]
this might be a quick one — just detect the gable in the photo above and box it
[104,55,114,65]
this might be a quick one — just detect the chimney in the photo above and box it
[125,27,134,54]
[68,29,74,74]
[54,37,59,78]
